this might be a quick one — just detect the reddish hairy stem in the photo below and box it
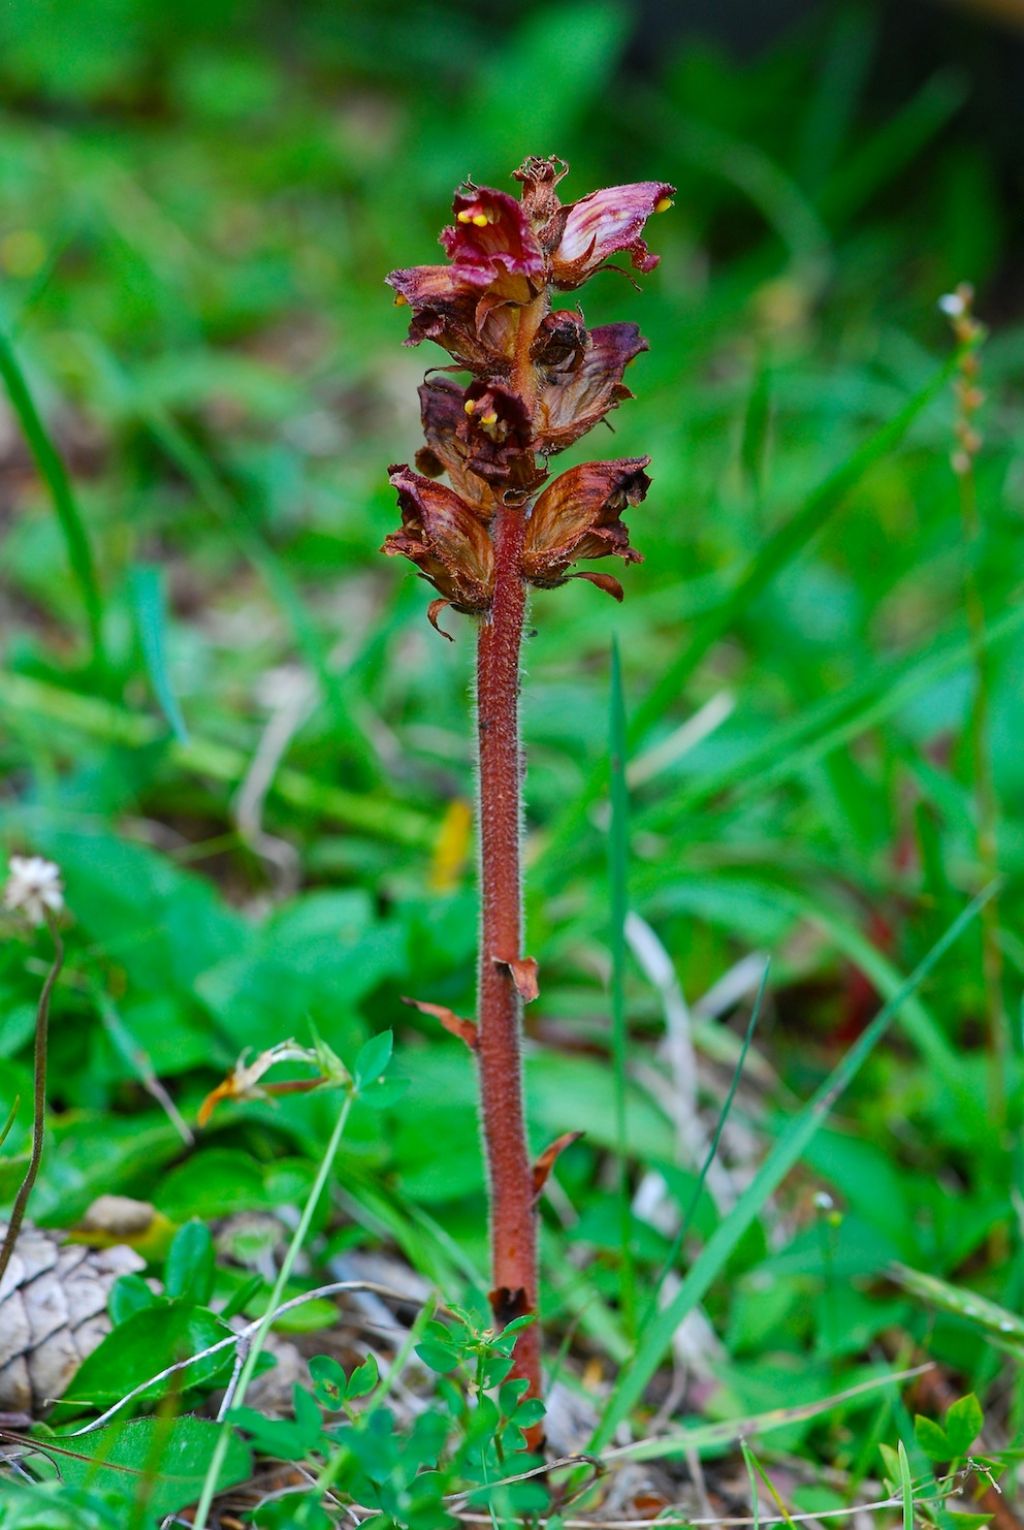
[473,292,548,1412]
[475,499,540,1402]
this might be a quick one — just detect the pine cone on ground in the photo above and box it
[0,1223,144,1414]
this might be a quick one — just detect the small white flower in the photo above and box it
[938,291,966,318]
[813,1190,835,1212]
[3,856,64,926]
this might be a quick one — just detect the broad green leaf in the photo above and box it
[253,1493,332,1529]
[128,563,188,741]
[164,1220,215,1304]
[309,1354,347,1410]
[346,1352,379,1400]
[157,1149,272,1222]
[52,1416,251,1520]
[60,1303,233,1409]
[944,1394,984,1457]
[230,1385,324,1462]
[108,1273,163,1326]
[914,1414,951,1462]
[415,1339,458,1374]
[354,1030,393,1089]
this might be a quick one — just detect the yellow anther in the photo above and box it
[464,398,477,414]
[655,197,674,214]
[393,293,408,306]
[472,213,489,227]
[480,411,498,426]
[457,210,473,224]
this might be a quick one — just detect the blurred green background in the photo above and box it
[2,0,1024,1454]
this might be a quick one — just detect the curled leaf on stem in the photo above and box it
[401,996,478,1051]
[427,598,455,641]
[495,954,540,1002]
[569,571,625,602]
[532,1131,584,1201]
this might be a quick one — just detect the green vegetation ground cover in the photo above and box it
[1,1,1022,1523]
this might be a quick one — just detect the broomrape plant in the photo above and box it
[382,156,672,1423]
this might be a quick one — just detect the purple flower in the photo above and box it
[441,186,546,299]
[548,181,675,287]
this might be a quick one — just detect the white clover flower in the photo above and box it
[3,856,64,926]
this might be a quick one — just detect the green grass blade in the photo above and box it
[650,596,1024,826]
[897,1439,914,1530]
[777,890,977,1127]
[608,637,636,1334]
[0,325,106,670]
[630,349,962,746]
[0,1098,19,1150]
[821,71,966,227]
[742,1442,798,1530]
[797,3,876,193]
[642,960,768,1328]
[890,1262,1024,1355]
[611,1362,931,1463]
[743,1440,761,1530]
[0,671,434,850]
[739,354,772,509]
[626,872,975,1126]
[128,565,188,743]
[592,884,993,1447]
[537,349,963,883]
[77,336,380,779]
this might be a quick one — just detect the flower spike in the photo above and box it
[383,162,667,622]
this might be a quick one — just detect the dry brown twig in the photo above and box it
[0,858,66,1287]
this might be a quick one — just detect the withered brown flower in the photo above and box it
[533,321,649,453]
[382,465,494,635]
[522,457,650,598]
